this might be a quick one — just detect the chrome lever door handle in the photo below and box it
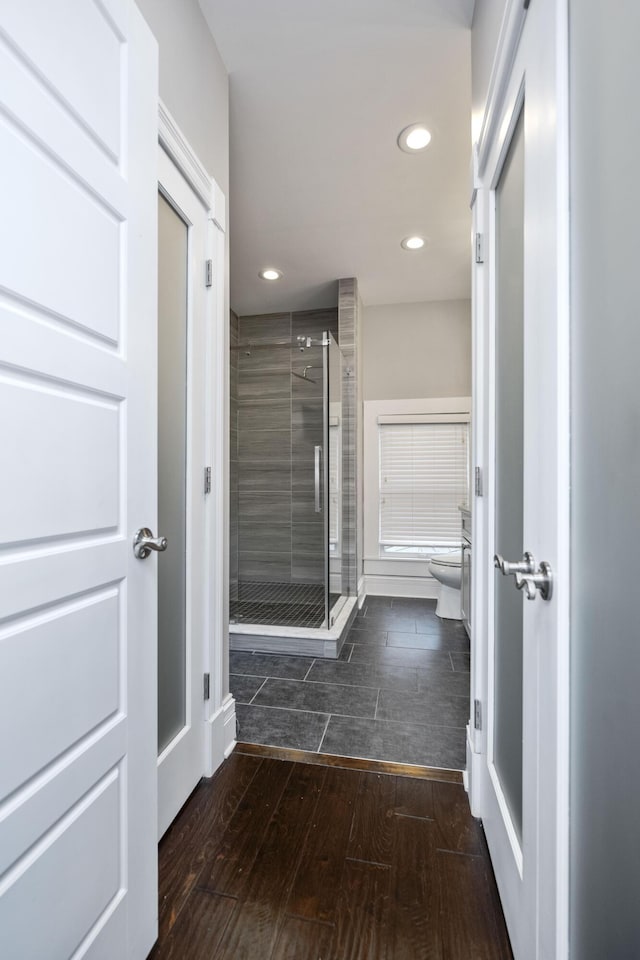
[133,527,168,560]
[494,551,536,577]
[514,562,553,602]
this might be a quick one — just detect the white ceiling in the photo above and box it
[199,0,474,315]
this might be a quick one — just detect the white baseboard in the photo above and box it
[364,574,439,599]
[466,723,484,818]
[204,694,236,777]
[357,575,366,608]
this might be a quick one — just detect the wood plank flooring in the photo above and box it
[149,750,513,960]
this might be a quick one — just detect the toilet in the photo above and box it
[428,550,463,620]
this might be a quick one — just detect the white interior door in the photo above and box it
[477,1,569,958]
[156,147,209,838]
[0,3,158,958]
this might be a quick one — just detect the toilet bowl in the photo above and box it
[429,550,463,620]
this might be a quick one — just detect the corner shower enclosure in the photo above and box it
[229,307,356,657]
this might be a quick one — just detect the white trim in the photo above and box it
[229,596,358,659]
[364,575,439,599]
[204,695,237,776]
[363,397,472,574]
[156,145,211,838]
[206,211,228,740]
[553,3,571,956]
[230,596,357,644]
[471,1,571,954]
[357,575,366,608]
[365,558,435,578]
[156,104,229,788]
[476,0,527,178]
[158,99,226,231]
[469,143,479,209]
[377,413,470,425]
[466,725,484,817]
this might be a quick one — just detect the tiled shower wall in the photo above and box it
[338,278,360,598]
[232,308,339,585]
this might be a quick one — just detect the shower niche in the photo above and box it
[229,295,357,657]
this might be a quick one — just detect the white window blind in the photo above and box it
[379,421,469,550]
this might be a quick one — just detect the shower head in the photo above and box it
[292,365,317,385]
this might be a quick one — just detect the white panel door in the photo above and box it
[475,1,570,958]
[0,3,158,959]
[156,147,208,838]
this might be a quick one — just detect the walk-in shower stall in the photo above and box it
[229,306,357,657]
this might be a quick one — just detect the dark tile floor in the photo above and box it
[231,596,470,770]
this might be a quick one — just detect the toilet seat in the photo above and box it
[430,550,462,568]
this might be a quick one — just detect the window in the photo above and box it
[378,419,469,557]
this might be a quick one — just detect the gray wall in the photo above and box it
[234,309,338,585]
[135,0,229,195]
[569,2,640,957]
[362,300,471,401]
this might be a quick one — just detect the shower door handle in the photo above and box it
[314,445,322,513]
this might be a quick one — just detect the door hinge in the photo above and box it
[204,466,212,495]
[474,699,482,731]
[203,673,210,701]
[205,259,213,287]
[475,466,483,497]
[475,232,484,264]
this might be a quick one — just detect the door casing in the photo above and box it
[156,104,235,830]
[468,1,571,958]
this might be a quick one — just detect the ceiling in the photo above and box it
[199,0,475,315]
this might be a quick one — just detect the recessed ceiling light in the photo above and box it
[397,123,432,153]
[401,236,425,250]
[259,268,282,281]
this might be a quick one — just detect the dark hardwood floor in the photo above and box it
[149,749,513,960]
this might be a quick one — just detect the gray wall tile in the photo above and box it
[239,521,291,555]
[233,303,349,595]
[238,369,291,401]
[291,521,324,583]
[292,357,323,398]
[239,312,291,342]
[238,430,291,461]
[292,308,338,341]
[239,344,291,374]
[238,490,291,524]
[237,556,292,582]
[238,399,290,433]
[239,460,291,493]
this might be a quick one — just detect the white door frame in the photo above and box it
[467,1,570,957]
[157,103,235,788]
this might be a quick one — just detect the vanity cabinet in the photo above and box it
[460,507,471,638]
